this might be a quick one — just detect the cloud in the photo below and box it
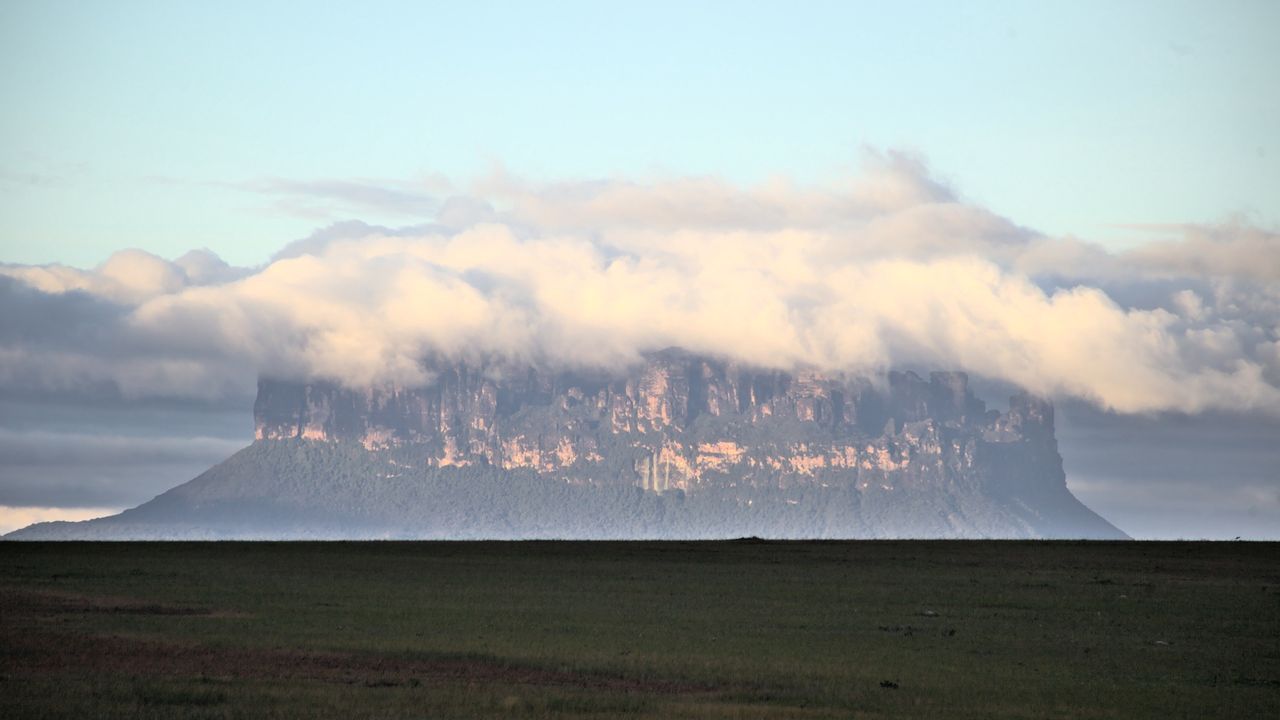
[1056,402,1280,539]
[232,177,441,220]
[1018,222,1280,286]
[1,246,251,304]
[1,152,1278,415]
[0,426,248,508]
[476,149,964,233]
[0,428,244,467]
[1122,222,1280,282]
[0,272,253,401]
[0,506,121,535]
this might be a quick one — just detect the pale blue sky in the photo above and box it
[2,0,1277,267]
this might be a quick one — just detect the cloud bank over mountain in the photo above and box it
[3,151,1278,416]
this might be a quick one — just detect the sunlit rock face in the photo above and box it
[253,349,1065,499]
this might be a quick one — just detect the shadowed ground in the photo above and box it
[1,541,1277,718]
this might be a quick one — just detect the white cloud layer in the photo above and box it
[0,506,121,536]
[3,151,1279,415]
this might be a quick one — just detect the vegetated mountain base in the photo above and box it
[10,440,1118,540]
[2,541,1276,720]
[8,351,1125,539]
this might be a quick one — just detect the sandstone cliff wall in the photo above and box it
[253,350,1061,498]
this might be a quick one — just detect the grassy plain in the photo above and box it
[1,540,1277,719]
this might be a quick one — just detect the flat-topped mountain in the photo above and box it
[6,350,1125,540]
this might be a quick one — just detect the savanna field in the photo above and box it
[2,541,1277,719]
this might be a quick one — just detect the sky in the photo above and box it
[3,0,1277,266]
[1,1,1278,538]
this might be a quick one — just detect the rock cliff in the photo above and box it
[252,350,1057,498]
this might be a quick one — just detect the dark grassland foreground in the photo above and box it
[1,542,1277,719]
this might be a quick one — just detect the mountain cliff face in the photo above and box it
[6,350,1127,540]
[253,350,1053,496]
